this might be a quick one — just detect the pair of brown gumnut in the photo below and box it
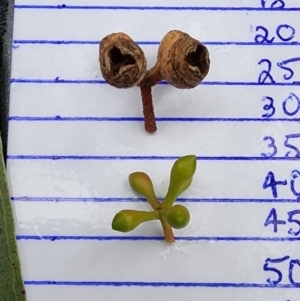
[99,30,210,133]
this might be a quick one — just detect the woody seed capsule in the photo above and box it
[148,30,210,88]
[99,32,147,88]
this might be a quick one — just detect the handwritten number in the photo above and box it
[276,24,296,42]
[264,170,300,198]
[264,256,290,285]
[260,134,300,158]
[290,170,300,197]
[258,58,299,83]
[262,96,276,118]
[264,256,300,286]
[270,0,285,8]
[264,208,286,232]
[264,208,300,235]
[287,210,300,236]
[255,26,274,44]
[282,93,300,116]
[263,93,300,118]
[284,134,300,158]
[255,24,295,44]
[261,136,277,157]
[258,59,275,84]
[289,260,300,285]
[277,62,294,80]
[261,0,285,9]
[263,172,287,198]
[278,57,300,81]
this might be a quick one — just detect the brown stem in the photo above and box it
[160,218,175,243]
[139,84,157,133]
[146,66,164,86]
[139,66,163,133]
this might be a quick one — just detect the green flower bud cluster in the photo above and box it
[111,155,196,243]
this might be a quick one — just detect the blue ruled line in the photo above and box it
[10,197,300,203]
[13,40,159,45]
[16,235,300,242]
[6,155,300,161]
[10,78,107,84]
[8,116,300,122]
[13,5,300,11]
[23,281,300,288]
[12,40,300,46]
[9,78,300,86]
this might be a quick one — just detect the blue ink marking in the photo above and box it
[284,134,300,157]
[15,235,300,242]
[255,24,295,44]
[264,208,300,235]
[12,40,300,46]
[264,256,290,285]
[283,93,300,116]
[289,259,300,285]
[277,57,300,80]
[262,96,276,118]
[10,197,300,203]
[276,24,295,42]
[8,116,300,122]
[9,78,300,86]
[264,208,286,232]
[263,171,288,198]
[6,155,300,161]
[13,5,300,11]
[22,281,300,288]
[255,26,275,44]
[258,59,275,84]
[287,210,300,236]
[261,0,285,9]
[291,170,300,196]
[10,78,108,84]
[261,136,277,158]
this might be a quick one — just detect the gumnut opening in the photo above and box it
[99,32,147,88]
[156,30,210,88]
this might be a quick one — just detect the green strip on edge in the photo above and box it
[0,136,26,300]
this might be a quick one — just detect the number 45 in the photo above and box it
[264,208,300,235]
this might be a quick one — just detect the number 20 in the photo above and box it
[255,24,295,44]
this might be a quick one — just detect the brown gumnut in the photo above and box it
[99,32,147,88]
[99,33,156,133]
[148,30,210,88]
[99,30,210,134]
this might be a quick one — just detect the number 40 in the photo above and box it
[263,170,300,198]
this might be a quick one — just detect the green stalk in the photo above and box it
[0,136,26,300]
[159,209,175,243]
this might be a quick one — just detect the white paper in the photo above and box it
[7,0,300,300]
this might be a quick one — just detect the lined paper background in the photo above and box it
[6,1,300,300]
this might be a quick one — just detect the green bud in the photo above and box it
[112,210,158,233]
[166,205,190,229]
[129,172,160,209]
[163,155,196,207]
